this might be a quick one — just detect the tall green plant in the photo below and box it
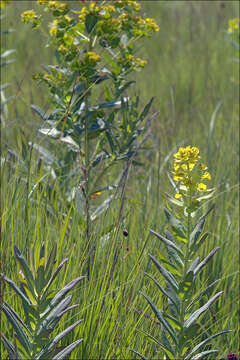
[130,146,231,359]
[20,1,159,247]
[1,244,84,359]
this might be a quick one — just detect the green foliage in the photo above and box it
[20,1,159,241]
[1,2,239,359]
[133,147,232,359]
[1,244,84,359]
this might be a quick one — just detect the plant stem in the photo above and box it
[178,187,192,357]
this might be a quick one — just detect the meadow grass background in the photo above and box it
[1,1,239,359]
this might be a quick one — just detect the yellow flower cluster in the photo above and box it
[173,146,211,198]
[120,13,159,37]
[119,53,147,70]
[115,0,141,11]
[37,0,48,5]
[48,0,68,15]
[228,18,240,34]
[84,51,101,65]
[0,0,10,8]
[49,19,59,36]
[145,18,160,33]
[21,10,41,28]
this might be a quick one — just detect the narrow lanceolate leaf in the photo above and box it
[36,296,73,337]
[184,291,223,328]
[0,333,23,360]
[190,233,209,254]
[137,97,154,124]
[184,330,231,359]
[14,246,36,301]
[49,277,84,309]
[190,350,218,359]
[3,302,32,336]
[44,244,57,284]
[144,272,179,313]
[36,320,83,359]
[186,279,220,312]
[187,257,199,274]
[149,229,184,256]
[128,348,148,360]
[140,292,177,345]
[149,254,179,292]
[42,259,68,301]
[1,274,32,306]
[193,247,220,275]
[189,205,214,246]
[2,303,32,355]
[31,104,47,120]
[52,339,83,360]
[136,328,175,358]
[164,208,186,238]
[165,231,184,268]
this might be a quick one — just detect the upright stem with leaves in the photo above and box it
[130,146,231,360]
[21,1,159,273]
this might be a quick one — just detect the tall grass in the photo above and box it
[1,1,239,359]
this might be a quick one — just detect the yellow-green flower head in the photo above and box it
[0,0,11,8]
[173,146,211,199]
[84,51,101,65]
[21,10,41,28]
[228,18,240,34]
[37,0,48,5]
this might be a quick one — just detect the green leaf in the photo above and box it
[52,339,83,360]
[137,97,154,124]
[102,53,121,75]
[179,271,194,300]
[36,296,73,337]
[3,301,32,337]
[190,350,218,359]
[85,13,98,33]
[193,247,220,275]
[186,279,220,312]
[42,259,68,301]
[184,330,231,359]
[164,208,186,239]
[128,348,148,360]
[2,303,32,355]
[150,229,184,257]
[2,274,32,307]
[0,333,23,360]
[149,254,179,292]
[184,291,223,328]
[163,312,181,331]
[144,272,179,313]
[31,104,47,120]
[165,231,184,268]
[14,246,36,302]
[116,81,135,97]
[187,257,199,274]
[136,328,175,358]
[37,320,83,359]
[189,205,214,247]
[49,277,84,308]
[190,233,209,254]
[44,244,57,285]
[140,292,178,345]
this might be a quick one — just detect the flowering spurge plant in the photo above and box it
[130,146,231,360]
[20,1,159,254]
[1,244,84,359]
